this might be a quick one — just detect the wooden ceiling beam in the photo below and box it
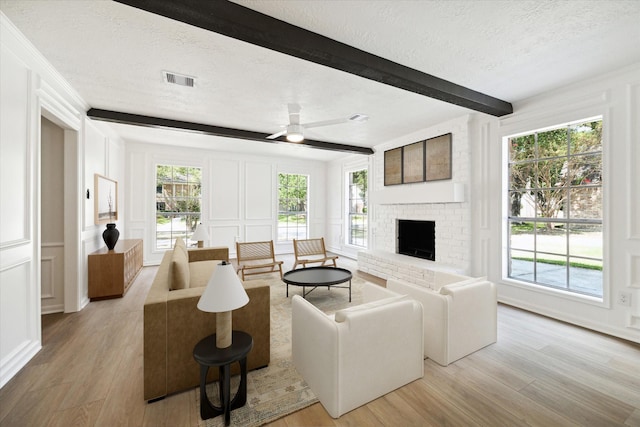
[87,108,375,155]
[115,0,513,117]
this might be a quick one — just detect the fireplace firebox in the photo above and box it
[396,219,435,261]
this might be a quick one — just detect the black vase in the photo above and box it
[103,223,120,250]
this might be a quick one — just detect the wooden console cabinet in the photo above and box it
[88,239,143,300]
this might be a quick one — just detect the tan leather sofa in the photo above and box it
[143,240,270,401]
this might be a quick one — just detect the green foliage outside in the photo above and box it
[351,169,368,214]
[512,256,602,271]
[509,120,602,223]
[278,173,308,214]
[156,165,202,232]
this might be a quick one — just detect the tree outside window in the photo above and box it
[278,173,308,241]
[507,118,603,297]
[156,165,202,249]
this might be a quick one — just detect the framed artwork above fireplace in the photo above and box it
[384,133,452,186]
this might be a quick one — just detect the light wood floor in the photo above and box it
[1,254,639,427]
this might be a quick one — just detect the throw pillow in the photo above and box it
[171,238,190,290]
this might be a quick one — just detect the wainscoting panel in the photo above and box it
[245,162,273,220]
[210,159,240,220]
[244,224,274,243]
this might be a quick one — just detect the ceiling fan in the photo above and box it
[266,103,368,143]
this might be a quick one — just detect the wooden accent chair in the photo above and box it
[235,240,283,280]
[292,237,338,270]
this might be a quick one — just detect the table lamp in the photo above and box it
[191,223,209,248]
[197,261,249,348]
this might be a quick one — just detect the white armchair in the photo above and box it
[292,283,424,418]
[387,277,497,366]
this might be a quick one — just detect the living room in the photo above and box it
[1,1,640,425]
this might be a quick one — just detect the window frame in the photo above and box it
[345,168,368,248]
[277,172,309,242]
[503,116,605,302]
[154,163,203,251]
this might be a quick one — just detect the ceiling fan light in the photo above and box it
[286,124,304,142]
[286,132,304,143]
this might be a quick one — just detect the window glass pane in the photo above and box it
[570,153,602,185]
[536,159,568,189]
[569,187,602,219]
[509,134,536,162]
[510,221,535,251]
[509,163,533,190]
[570,120,602,155]
[535,189,567,219]
[509,249,535,281]
[509,191,532,217]
[536,222,567,256]
[537,127,568,159]
[569,257,602,296]
[535,255,567,288]
[569,224,602,260]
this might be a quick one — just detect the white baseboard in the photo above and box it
[0,339,41,389]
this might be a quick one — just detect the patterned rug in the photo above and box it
[200,275,366,427]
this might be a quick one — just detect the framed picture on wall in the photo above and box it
[402,140,425,183]
[425,133,452,181]
[94,174,118,224]
[384,147,403,186]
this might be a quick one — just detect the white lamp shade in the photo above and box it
[197,262,249,312]
[191,223,209,242]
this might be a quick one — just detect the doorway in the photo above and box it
[40,116,65,313]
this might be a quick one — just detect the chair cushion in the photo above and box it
[171,238,190,290]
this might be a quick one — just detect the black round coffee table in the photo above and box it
[283,266,352,302]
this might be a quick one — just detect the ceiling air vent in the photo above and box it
[162,71,196,87]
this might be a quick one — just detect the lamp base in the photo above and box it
[216,311,232,348]
[198,240,204,248]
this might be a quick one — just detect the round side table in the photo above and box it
[193,331,253,426]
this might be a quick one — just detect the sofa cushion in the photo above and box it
[188,260,222,288]
[171,238,190,290]
[334,294,407,323]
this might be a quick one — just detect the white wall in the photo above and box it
[125,141,328,264]
[0,13,126,388]
[472,63,640,343]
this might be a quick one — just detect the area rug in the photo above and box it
[199,275,366,427]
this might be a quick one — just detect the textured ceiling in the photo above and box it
[1,0,639,161]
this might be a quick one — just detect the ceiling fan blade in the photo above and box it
[287,103,301,125]
[266,130,287,139]
[302,117,350,129]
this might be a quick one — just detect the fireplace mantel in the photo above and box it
[371,181,465,205]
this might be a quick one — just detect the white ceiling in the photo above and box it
[2,0,639,161]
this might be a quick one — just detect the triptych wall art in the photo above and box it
[384,133,452,186]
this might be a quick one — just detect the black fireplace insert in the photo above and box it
[396,219,435,261]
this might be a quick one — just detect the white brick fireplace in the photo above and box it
[358,115,473,282]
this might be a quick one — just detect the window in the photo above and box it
[155,165,202,249]
[278,173,308,241]
[507,118,603,297]
[347,169,368,247]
